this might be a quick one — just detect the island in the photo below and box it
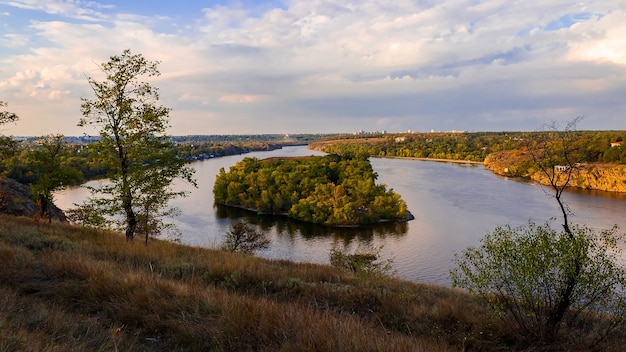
[213,154,412,226]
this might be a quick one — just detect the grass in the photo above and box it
[0,214,623,351]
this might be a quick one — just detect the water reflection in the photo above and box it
[214,204,408,244]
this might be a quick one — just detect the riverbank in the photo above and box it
[2,214,623,351]
[372,152,625,193]
[376,155,484,165]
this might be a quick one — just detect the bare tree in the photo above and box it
[528,116,585,235]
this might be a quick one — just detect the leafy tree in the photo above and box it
[451,118,626,347]
[0,101,20,167]
[0,101,18,125]
[25,134,82,222]
[221,220,270,254]
[78,49,195,241]
[451,222,626,344]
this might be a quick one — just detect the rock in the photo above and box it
[0,177,66,221]
[484,151,626,193]
[531,163,626,193]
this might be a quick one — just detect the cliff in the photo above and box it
[484,150,626,192]
[530,163,626,193]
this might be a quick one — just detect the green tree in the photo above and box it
[78,49,195,241]
[0,101,18,125]
[0,101,20,167]
[451,118,626,347]
[451,222,626,344]
[26,134,82,222]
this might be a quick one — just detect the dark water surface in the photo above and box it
[55,146,626,286]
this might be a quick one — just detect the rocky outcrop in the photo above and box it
[484,151,626,193]
[484,150,534,177]
[530,164,626,193]
[0,177,66,221]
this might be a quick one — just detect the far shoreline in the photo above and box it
[371,155,484,165]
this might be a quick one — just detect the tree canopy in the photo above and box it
[77,49,195,242]
[213,154,411,226]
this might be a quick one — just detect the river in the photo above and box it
[54,146,626,286]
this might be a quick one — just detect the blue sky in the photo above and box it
[0,0,625,136]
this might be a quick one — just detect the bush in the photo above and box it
[451,221,626,345]
[221,220,270,254]
[329,244,394,276]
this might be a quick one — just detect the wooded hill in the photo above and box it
[213,154,412,226]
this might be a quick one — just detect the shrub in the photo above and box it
[451,221,626,345]
[329,244,394,276]
[221,220,270,254]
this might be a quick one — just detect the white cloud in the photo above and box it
[1,0,107,20]
[566,12,626,64]
[0,0,625,135]
[0,33,28,47]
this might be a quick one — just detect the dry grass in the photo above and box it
[0,214,623,351]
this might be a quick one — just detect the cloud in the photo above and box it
[218,94,266,103]
[0,0,109,20]
[0,0,625,135]
[565,12,626,64]
[0,33,28,47]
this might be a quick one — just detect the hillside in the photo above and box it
[1,215,624,351]
[0,177,66,220]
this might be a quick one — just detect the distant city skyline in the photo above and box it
[0,0,625,136]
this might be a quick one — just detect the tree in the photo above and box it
[528,117,586,235]
[78,49,195,241]
[26,134,82,222]
[451,222,626,344]
[0,101,18,125]
[0,101,20,166]
[221,220,270,254]
[451,118,626,347]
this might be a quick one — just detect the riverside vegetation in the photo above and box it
[3,214,626,351]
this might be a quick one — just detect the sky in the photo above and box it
[0,0,625,136]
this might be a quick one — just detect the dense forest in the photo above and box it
[213,154,411,226]
[311,131,626,165]
[0,139,329,186]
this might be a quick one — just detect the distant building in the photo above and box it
[554,165,570,171]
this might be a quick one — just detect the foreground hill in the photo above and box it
[1,215,624,351]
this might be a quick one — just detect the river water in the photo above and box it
[54,146,626,286]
